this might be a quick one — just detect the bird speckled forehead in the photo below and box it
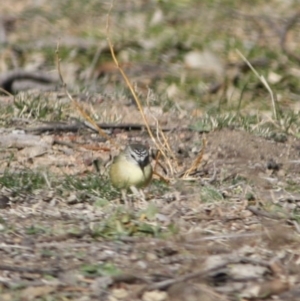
[129,144,149,155]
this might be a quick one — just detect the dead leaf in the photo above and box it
[230,264,268,280]
[168,283,221,301]
[20,285,56,300]
[19,146,48,158]
[0,293,13,301]
[258,279,290,298]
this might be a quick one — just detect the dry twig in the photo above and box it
[183,137,207,178]
[0,264,62,276]
[247,206,287,220]
[142,257,276,293]
[55,42,117,147]
[105,2,176,176]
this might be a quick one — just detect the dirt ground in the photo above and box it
[1,96,300,300]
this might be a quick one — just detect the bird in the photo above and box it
[109,143,153,203]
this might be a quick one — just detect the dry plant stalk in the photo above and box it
[106,2,207,180]
[152,150,170,183]
[0,87,13,96]
[106,2,176,177]
[145,89,178,173]
[56,1,206,183]
[55,42,117,147]
[183,137,206,178]
[236,49,278,120]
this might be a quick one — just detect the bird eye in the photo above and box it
[131,152,138,161]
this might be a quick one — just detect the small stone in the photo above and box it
[111,288,128,299]
[67,194,78,204]
[137,260,147,269]
[142,290,168,301]
[146,252,157,261]
[0,195,10,209]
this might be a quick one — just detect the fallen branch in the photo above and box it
[142,257,276,293]
[247,206,287,220]
[0,70,57,94]
[0,264,62,276]
[26,122,198,134]
[26,123,85,134]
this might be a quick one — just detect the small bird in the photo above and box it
[109,143,153,202]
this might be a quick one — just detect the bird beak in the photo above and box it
[139,163,146,177]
